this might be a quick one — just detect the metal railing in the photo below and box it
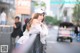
[0,25,13,32]
[14,34,43,53]
[0,25,43,53]
[0,25,13,53]
[27,34,43,53]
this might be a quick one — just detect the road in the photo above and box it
[46,27,80,53]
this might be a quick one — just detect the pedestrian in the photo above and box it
[13,12,48,53]
[27,13,48,53]
[0,8,7,25]
[23,18,30,32]
[74,25,79,37]
[11,16,23,48]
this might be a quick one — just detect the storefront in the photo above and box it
[0,1,10,15]
[15,0,31,24]
[0,0,15,25]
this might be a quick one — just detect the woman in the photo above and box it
[27,13,48,53]
[23,18,30,32]
[14,13,48,53]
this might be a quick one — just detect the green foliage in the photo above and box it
[73,1,80,22]
[45,16,62,25]
[34,1,38,6]
[33,1,46,7]
[45,16,53,24]
[41,1,46,7]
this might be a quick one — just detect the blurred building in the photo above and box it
[0,0,14,13]
[60,4,75,22]
[15,0,32,25]
[58,0,76,22]
[50,0,76,22]
[40,0,63,17]
[50,0,64,19]
[0,0,15,24]
[15,0,31,15]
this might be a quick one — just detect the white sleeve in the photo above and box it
[29,25,42,35]
[29,24,48,36]
[40,24,48,36]
[40,24,48,44]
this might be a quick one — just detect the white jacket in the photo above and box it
[17,23,48,44]
[29,23,48,44]
[17,30,29,44]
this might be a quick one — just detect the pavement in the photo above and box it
[46,27,80,53]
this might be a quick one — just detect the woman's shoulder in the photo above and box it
[32,19,40,25]
[33,19,38,23]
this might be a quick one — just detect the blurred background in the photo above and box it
[0,0,80,53]
[0,0,80,25]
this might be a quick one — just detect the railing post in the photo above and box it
[27,34,43,53]
[32,34,43,53]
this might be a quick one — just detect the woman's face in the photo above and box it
[38,15,44,22]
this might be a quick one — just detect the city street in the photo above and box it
[46,27,80,53]
[0,0,80,53]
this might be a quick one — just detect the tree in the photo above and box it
[45,16,62,25]
[44,16,53,25]
[73,0,80,24]
[41,1,46,7]
[33,1,46,8]
[33,1,39,6]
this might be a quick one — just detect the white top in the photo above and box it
[17,30,30,44]
[17,22,48,44]
[29,23,48,44]
[0,12,6,21]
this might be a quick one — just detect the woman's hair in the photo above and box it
[27,13,44,31]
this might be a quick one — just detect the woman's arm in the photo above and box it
[40,23,48,36]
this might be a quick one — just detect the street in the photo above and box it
[0,0,80,53]
[46,27,80,53]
